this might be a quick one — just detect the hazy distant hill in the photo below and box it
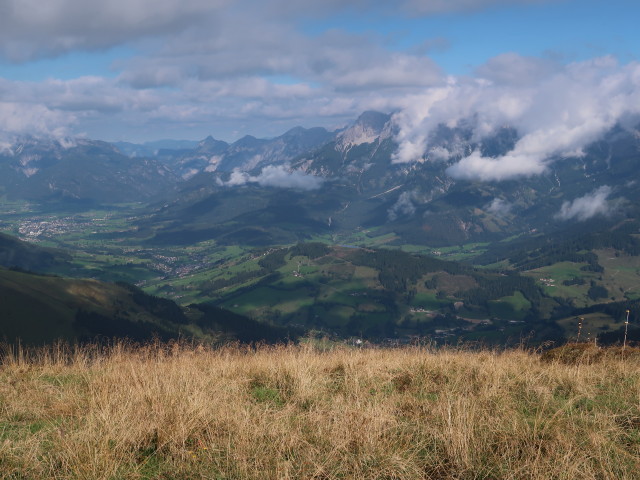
[0,137,178,204]
[167,126,335,179]
[113,139,199,158]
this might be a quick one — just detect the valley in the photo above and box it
[1,112,640,347]
[1,201,638,347]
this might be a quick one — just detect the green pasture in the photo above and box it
[488,291,531,320]
[410,292,449,310]
[522,262,593,304]
[596,249,640,301]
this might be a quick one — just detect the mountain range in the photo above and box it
[2,110,640,345]
[0,137,177,205]
[113,111,640,250]
[2,110,638,249]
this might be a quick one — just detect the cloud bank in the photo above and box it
[0,0,226,61]
[0,102,76,149]
[392,56,640,182]
[0,1,447,141]
[0,0,552,62]
[219,165,324,190]
[0,0,636,149]
[555,186,615,221]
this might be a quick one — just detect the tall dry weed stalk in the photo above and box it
[624,309,630,351]
[0,340,639,479]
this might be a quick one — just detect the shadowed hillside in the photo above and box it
[0,267,295,345]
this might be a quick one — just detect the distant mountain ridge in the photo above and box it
[169,126,335,179]
[136,112,640,248]
[0,137,177,204]
[2,112,640,250]
[113,139,200,158]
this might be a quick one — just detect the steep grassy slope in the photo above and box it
[0,267,188,344]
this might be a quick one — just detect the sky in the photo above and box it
[0,0,639,159]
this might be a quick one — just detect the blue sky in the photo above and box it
[0,0,639,145]
[303,1,639,73]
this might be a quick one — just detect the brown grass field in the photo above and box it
[1,341,639,479]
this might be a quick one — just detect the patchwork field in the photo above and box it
[3,202,640,346]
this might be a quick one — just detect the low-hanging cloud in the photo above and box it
[0,102,75,148]
[392,56,640,182]
[255,165,324,189]
[555,185,614,221]
[388,190,418,221]
[219,165,324,190]
[486,197,513,217]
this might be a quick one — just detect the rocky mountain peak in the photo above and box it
[336,111,392,152]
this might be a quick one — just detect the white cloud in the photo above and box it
[0,0,226,61]
[428,146,455,161]
[220,165,323,190]
[224,169,251,186]
[474,52,559,86]
[119,19,444,94]
[0,102,75,139]
[0,76,168,122]
[446,150,547,181]
[0,4,442,141]
[255,165,324,190]
[486,198,512,216]
[0,0,552,62]
[0,1,634,149]
[555,186,614,221]
[392,56,640,182]
[388,190,418,221]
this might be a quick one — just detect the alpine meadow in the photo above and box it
[1,0,640,478]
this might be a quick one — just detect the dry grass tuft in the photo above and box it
[541,343,640,364]
[1,341,639,479]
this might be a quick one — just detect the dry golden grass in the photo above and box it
[1,341,639,479]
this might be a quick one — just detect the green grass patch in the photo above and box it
[488,291,531,320]
[410,292,449,310]
[250,386,285,407]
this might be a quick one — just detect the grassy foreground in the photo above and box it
[1,342,639,479]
